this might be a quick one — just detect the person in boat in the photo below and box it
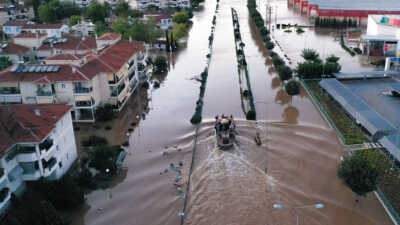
[221,118,230,131]
[215,115,220,132]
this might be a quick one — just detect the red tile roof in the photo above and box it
[79,40,145,79]
[0,64,90,83]
[37,37,97,52]
[98,33,121,41]
[3,21,27,26]
[154,14,172,23]
[0,104,72,153]
[0,40,145,83]
[14,32,47,39]
[46,53,86,61]
[22,23,63,29]
[0,42,29,55]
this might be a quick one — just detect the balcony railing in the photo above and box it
[74,87,92,94]
[138,54,145,61]
[36,90,53,96]
[43,157,57,173]
[111,83,126,97]
[128,70,135,80]
[75,100,94,107]
[0,88,20,95]
[39,139,53,152]
[138,63,146,72]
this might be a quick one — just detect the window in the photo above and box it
[59,161,62,168]
[56,145,59,151]
[61,83,66,88]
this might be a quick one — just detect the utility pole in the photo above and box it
[266,4,272,31]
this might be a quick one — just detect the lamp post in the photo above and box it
[273,203,324,225]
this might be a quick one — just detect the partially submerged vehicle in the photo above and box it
[215,115,236,150]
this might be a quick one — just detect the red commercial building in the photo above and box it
[287,0,400,25]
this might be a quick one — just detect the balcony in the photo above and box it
[16,152,38,162]
[16,146,37,162]
[43,157,57,177]
[74,87,92,94]
[138,54,145,61]
[36,90,53,96]
[21,170,41,181]
[39,138,53,152]
[75,99,95,108]
[108,75,123,85]
[0,169,5,184]
[128,70,135,81]
[138,63,146,72]
[111,82,126,97]
[0,87,20,95]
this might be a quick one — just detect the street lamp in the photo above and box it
[273,203,324,225]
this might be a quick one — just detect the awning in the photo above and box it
[0,82,18,88]
[75,95,91,101]
[37,97,53,104]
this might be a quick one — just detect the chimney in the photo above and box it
[34,108,40,116]
[36,31,39,39]
[82,35,86,41]
[129,36,132,43]
[72,66,76,73]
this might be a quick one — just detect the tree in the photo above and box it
[172,23,188,41]
[95,104,115,121]
[70,15,81,26]
[0,56,12,70]
[285,80,300,96]
[153,56,168,74]
[301,48,320,61]
[173,11,190,24]
[30,176,84,210]
[277,65,293,81]
[130,20,162,42]
[116,1,133,17]
[38,200,66,225]
[323,62,341,75]
[326,55,340,64]
[296,60,323,79]
[112,17,131,38]
[38,4,56,23]
[338,151,380,197]
[87,2,106,23]
[95,21,108,36]
[165,30,170,52]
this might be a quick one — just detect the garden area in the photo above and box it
[303,80,368,145]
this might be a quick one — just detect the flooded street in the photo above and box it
[71,0,394,224]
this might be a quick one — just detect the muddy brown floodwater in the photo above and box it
[70,0,394,224]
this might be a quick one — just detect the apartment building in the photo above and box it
[0,42,29,63]
[0,104,77,212]
[37,36,97,58]
[137,0,190,10]
[13,32,47,49]
[3,22,69,38]
[0,40,148,122]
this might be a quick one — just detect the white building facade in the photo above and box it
[0,104,77,213]
[362,15,400,56]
